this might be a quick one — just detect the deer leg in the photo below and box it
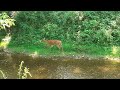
[57,45,61,51]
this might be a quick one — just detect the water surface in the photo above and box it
[0,52,120,79]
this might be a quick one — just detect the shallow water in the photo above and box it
[0,52,120,79]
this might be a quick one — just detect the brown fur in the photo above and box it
[42,39,63,51]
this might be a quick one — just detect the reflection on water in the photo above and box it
[0,52,120,79]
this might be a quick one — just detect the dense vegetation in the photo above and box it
[11,11,120,45]
[1,11,120,57]
[0,12,15,38]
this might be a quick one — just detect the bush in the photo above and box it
[11,11,120,46]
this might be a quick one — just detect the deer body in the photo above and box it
[42,40,63,51]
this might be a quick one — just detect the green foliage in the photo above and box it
[0,12,15,30]
[0,61,32,79]
[18,61,32,79]
[10,11,120,48]
[0,12,16,43]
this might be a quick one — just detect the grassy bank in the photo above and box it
[4,11,120,59]
[8,42,120,58]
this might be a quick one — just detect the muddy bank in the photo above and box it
[0,50,101,61]
[0,50,120,62]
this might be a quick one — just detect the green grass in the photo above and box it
[8,42,120,58]
[77,44,111,55]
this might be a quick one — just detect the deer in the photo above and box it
[41,39,64,52]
